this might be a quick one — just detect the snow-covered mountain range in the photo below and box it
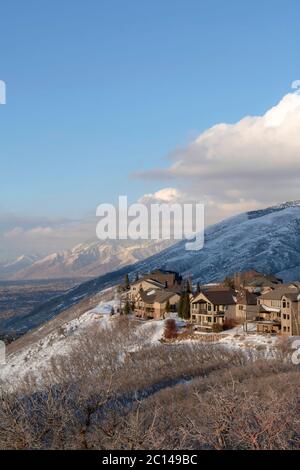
[0,255,40,278]
[3,200,300,334]
[0,239,173,280]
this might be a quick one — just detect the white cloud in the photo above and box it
[138,187,185,204]
[134,92,300,221]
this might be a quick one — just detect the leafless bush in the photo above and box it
[1,317,299,450]
[164,319,177,340]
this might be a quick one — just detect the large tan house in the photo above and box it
[227,289,258,323]
[127,278,165,303]
[127,270,182,303]
[135,289,181,320]
[190,288,236,331]
[257,284,300,335]
[191,287,259,332]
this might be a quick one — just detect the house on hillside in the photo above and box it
[190,288,236,332]
[226,289,259,323]
[135,289,181,320]
[126,269,183,304]
[127,278,165,303]
[257,284,300,335]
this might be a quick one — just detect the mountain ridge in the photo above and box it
[0,239,174,281]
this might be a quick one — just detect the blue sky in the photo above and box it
[0,0,300,224]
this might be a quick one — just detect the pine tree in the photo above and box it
[187,279,192,293]
[124,274,130,290]
[182,292,191,320]
[124,300,131,315]
[196,282,201,294]
[178,293,184,318]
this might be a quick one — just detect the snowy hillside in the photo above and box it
[0,287,166,390]
[135,200,300,283]
[0,286,285,392]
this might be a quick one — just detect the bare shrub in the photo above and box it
[164,319,177,340]
[1,314,299,450]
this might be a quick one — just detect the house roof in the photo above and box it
[138,289,179,304]
[259,285,300,301]
[193,289,236,306]
[284,292,299,302]
[131,278,165,289]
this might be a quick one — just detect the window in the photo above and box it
[287,314,290,320]
[287,327,290,333]
[207,317,212,323]
[283,314,286,320]
[287,302,290,308]
[282,300,286,308]
[283,326,287,332]
[207,304,212,311]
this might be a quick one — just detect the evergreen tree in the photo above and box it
[110,306,115,315]
[182,292,191,319]
[124,300,131,315]
[178,293,184,318]
[196,282,201,294]
[184,279,192,293]
[124,274,130,290]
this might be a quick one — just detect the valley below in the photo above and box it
[0,278,80,342]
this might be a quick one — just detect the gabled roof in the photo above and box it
[283,292,299,302]
[138,289,179,304]
[192,289,236,306]
[259,285,300,301]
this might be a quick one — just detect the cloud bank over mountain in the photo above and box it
[134,92,300,220]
